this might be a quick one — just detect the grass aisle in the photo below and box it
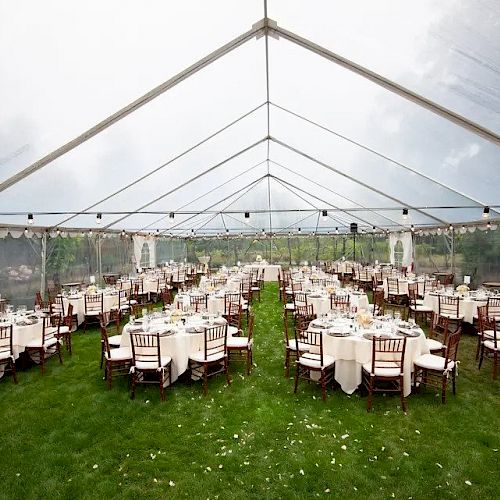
[0,283,499,499]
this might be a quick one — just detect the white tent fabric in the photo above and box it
[0,1,498,236]
[389,232,413,269]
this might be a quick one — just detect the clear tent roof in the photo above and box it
[0,0,499,236]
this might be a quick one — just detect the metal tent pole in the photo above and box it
[40,231,47,297]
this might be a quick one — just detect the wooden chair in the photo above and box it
[0,324,17,383]
[224,292,242,317]
[25,314,63,374]
[100,326,132,390]
[55,303,74,355]
[160,288,173,309]
[130,332,172,401]
[413,329,461,403]
[83,293,103,332]
[98,310,122,368]
[283,313,310,378]
[188,325,231,396]
[386,278,408,306]
[362,336,407,412]
[227,312,254,375]
[293,329,336,401]
[426,312,450,355]
[478,311,499,380]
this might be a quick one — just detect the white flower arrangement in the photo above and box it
[255,255,263,262]
[86,285,98,295]
[456,284,469,294]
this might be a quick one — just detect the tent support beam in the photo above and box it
[270,102,498,215]
[270,136,448,226]
[270,23,500,146]
[0,25,265,195]
[103,138,268,229]
[40,231,47,296]
[269,159,405,230]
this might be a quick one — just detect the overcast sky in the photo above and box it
[0,0,499,233]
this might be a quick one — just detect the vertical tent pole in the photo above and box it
[97,233,102,283]
[41,231,47,297]
[451,229,455,274]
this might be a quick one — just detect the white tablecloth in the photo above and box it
[308,325,429,397]
[423,292,487,323]
[307,293,370,317]
[121,317,237,385]
[244,264,281,281]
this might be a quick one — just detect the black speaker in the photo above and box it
[350,223,358,234]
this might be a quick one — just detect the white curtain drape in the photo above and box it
[389,231,413,268]
[132,235,156,268]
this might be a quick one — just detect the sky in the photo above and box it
[0,0,499,234]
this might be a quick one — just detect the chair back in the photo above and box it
[35,291,45,309]
[423,278,437,294]
[226,302,242,331]
[386,277,400,295]
[42,314,59,345]
[0,324,14,357]
[429,311,450,342]
[372,289,384,316]
[51,295,65,317]
[246,313,255,342]
[203,325,227,360]
[330,293,350,312]
[295,329,325,366]
[444,328,461,365]
[160,288,172,307]
[63,304,74,329]
[99,310,120,331]
[293,291,308,307]
[85,293,103,314]
[481,314,498,348]
[369,337,406,376]
[486,297,500,319]
[100,326,112,359]
[438,295,460,317]
[224,292,241,315]
[190,294,207,313]
[130,332,162,369]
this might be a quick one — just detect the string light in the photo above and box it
[483,206,490,218]
[244,212,250,219]
[322,210,327,220]
[96,213,102,224]
[169,212,175,219]
[402,208,409,220]
[28,213,34,225]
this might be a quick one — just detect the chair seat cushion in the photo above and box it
[410,304,433,313]
[298,352,335,369]
[440,313,463,321]
[414,353,455,371]
[58,326,70,334]
[108,334,122,346]
[189,351,226,363]
[134,355,171,370]
[105,347,132,361]
[284,303,295,311]
[129,300,138,305]
[426,338,444,351]
[120,304,131,311]
[227,336,251,348]
[288,339,310,352]
[85,311,101,316]
[26,336,59,349]
[484,340,499,351]
[362,361,402,377]
[0,348,12,360]
[482,330,495,339]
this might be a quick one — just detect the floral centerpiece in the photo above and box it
[456,284,469,296]
[86,285,98,295]
[355,311,373,329]
[255,255,263,263]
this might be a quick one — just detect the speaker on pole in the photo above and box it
[350,223,357,262]
[350,223,358,234]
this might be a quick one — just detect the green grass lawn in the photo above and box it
[0,283,499,499]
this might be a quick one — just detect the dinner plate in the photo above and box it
[363,332,391,340]
[398,328,421,337]
[326,330,351,337]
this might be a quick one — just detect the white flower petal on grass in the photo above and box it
[93,464,98,469]
[341,445,347,451]
[415,430,421,434]
[234,434,239,439]
[324,488,330,493]
[153,478,158,483]
[16,473,20,477]
[465,480,472,486]
[436,463,443,469]
[403,452,409,457]
[299,469,305,475]
[341,434,349,440]
[219,464,223,469]
[169,480,175,487]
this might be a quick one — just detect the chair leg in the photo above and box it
[478,344,485,370]
[367,379,373,412]
[107,362,113,390]
[40,348,45,375]
[441,376,447,404]
[130,372,136,399]
[225,357,231,386]
[493,353,498,381]
[203,365,208,396]
[159,373,165,402]
[285,349,290,378]
[11,360,18,384]
[293,364,300,394]
[400,377,407,412]
[57,345,63,365]
[475,336,481,360]
[246,349,251,375]
[321,372,327,401]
